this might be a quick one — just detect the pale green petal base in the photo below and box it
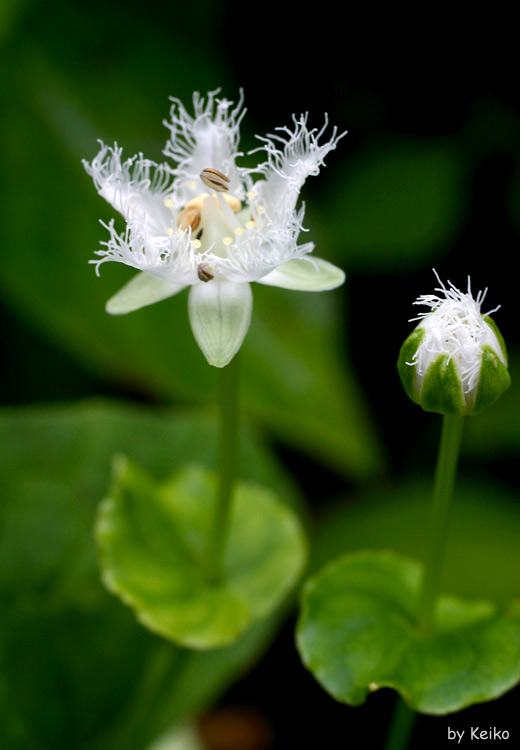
[257,257,345,291]
[188,279,252,367]
[106,272,185,315]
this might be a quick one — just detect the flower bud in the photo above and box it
[398,272,510,416]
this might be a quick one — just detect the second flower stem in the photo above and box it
[418,413,465,632]
[204,354,240,584]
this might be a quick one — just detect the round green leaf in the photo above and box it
[296,551,520,715]
[97,460,306,649]
[0,401,303,749]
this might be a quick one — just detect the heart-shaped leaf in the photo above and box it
[97,460,307,649]
[296,551,520,715]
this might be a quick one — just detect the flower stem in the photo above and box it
[384,696,416,750]
[418,414,465,632]
[385,415,464,749]
[204,354,240,584]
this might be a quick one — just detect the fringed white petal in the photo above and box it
[249,115,346,224]
[188,279,252,367]
[90,217,199,286]
[163,90,248,204]
[105,271,186,315]
[83,143,176,235]
[257,257,346,291]
[210,231,315,283]
[86,91,346,333]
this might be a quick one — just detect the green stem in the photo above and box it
[384,696,416,750]
[385,415,464,750]
[203,354,240,584]
[418,414,465,632]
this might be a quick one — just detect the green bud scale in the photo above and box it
[398,272,510,416]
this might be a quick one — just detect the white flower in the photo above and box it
[398,270,510,415]
[83,90,346,367]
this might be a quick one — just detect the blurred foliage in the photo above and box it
[147,725,205,750]
[464,355,520,456]
[313,139,466,271]
[0,401,301,749]
[309,479,520,604]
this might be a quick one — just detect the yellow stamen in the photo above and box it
[224,194,242,212]
[176,206,201,232]
[185,193,241,213]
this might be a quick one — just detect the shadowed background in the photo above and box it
[1,2,519,748]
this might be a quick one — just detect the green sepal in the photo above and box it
[421,354,466,415]
[397,327,425,404]
[105,271,185,315]
[472,344,511,415]
[484,316,508,361]
[188,279,252,368]
[296,551,520,715]
[257,257,345,291]
[96,458,306,649]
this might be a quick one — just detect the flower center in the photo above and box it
[163,167,265,273]
[168,167,250,267]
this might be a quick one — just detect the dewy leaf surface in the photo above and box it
[97,461,307,649]
[296,551,520,715]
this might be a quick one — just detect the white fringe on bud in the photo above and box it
[409,270,504,394]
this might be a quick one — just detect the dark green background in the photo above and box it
[1,2,519,748]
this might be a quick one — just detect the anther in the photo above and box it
[200,167,230,193]
[197,263,214,282]
[176,207,201,232]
